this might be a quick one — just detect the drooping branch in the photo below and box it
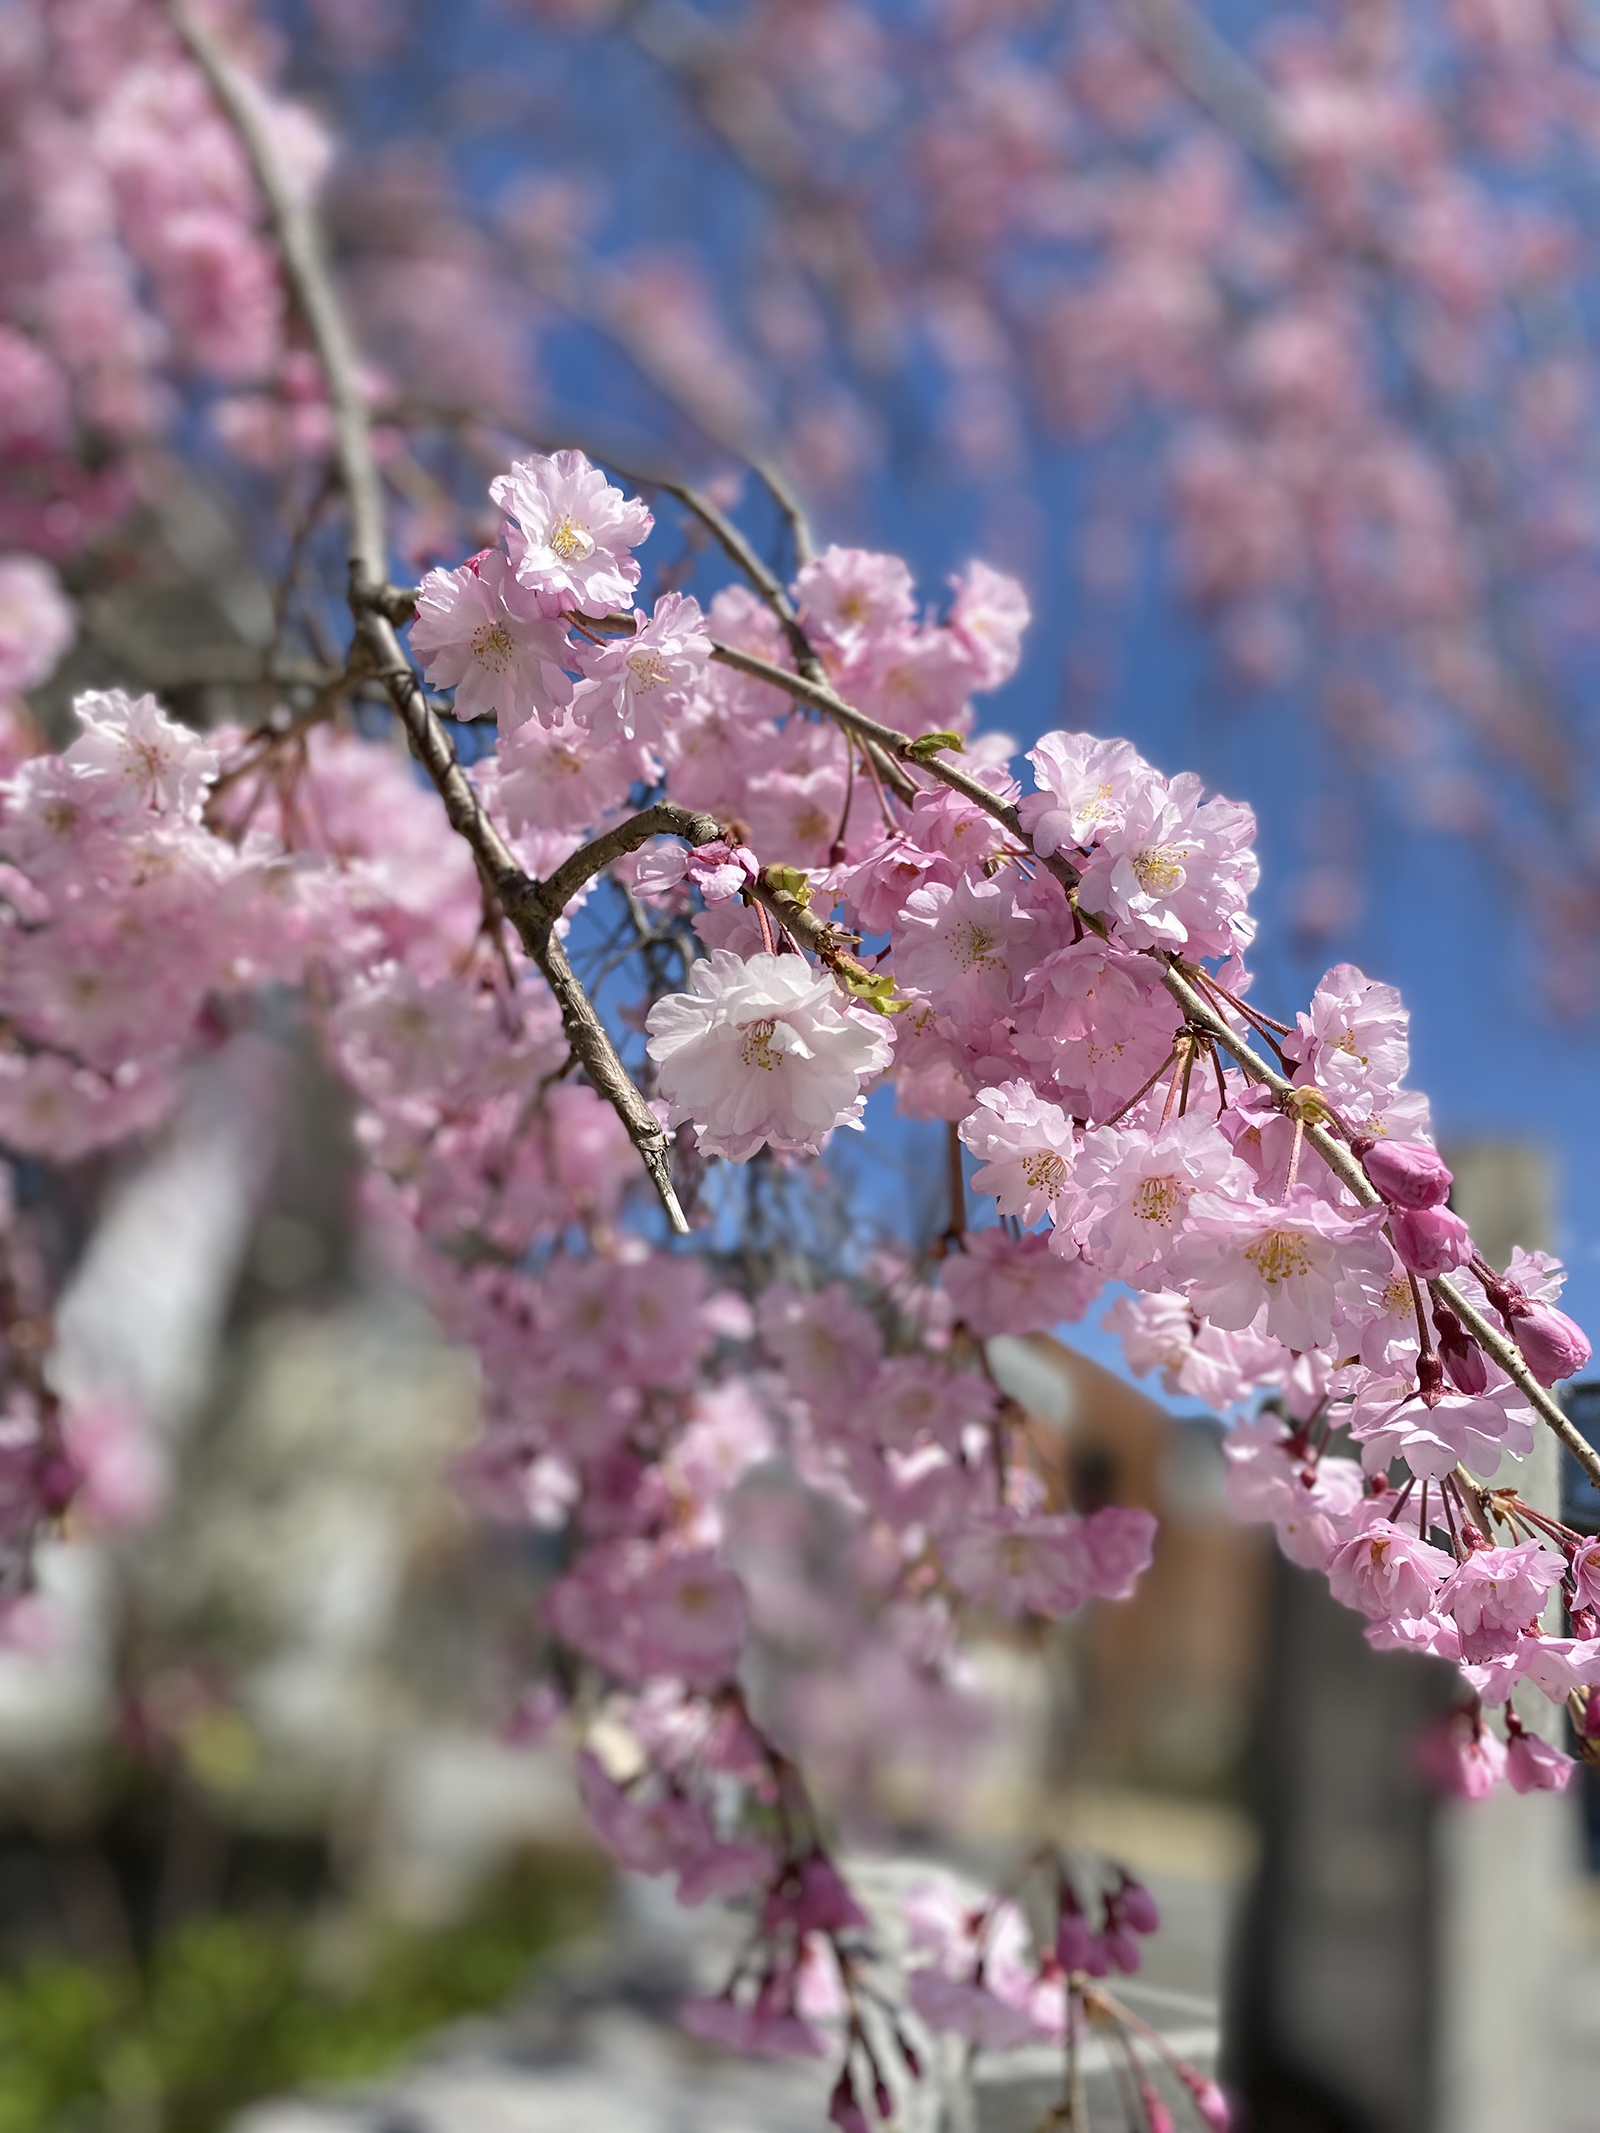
[170,0,692,1236]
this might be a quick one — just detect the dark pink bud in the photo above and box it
[1513,1304,1592,1388]
[1432,1307,1489,1395]
[1389,1205,1473,1278]
[37,1452,83,1515]
[1081,1931,1110,1978]
[1583,1686,1600,1740]
[829,2071,870,2133]
[1442,1340,1488,1396]
[1361,1138,1453,1209]
[1055,1911,1098,1972]
[1104,1923,1142,1974]
[1118,1878,1160,1934]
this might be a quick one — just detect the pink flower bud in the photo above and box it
[1584,1686,1600,1741]
[1104,1923,1143,1974]
[1573,1537,1600,1615]
[1055,1911,1098,1972]
[1389,1205,1473,1278]
[1117,1877,1160,1934]
[1139,2083,1176,2133]
[1439,1330,1488,1396]
[1360,1138,1453,1209]
[1181,2075,1233,2130]
[829,2071,870,2133]
[1512,1304,1592,1387]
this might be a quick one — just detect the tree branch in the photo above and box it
[535,802,723,918]
[709,639,1082,888]
[170,0,691,1234]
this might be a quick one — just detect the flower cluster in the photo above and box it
[0,444,1588,2133]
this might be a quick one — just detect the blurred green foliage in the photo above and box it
[0,1851,608,2133]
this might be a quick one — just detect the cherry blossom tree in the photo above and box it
[1,4,1598,2128]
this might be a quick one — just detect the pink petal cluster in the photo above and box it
[646,950,892,1162]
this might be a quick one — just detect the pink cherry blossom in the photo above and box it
[1572,1537,1600,1613]
[1171,1187,1393,1351]
[1013,937,1181,1117]
[545,1542,745,1688]
[795,544,915,660]
[571,590,712,745]
[408,548,576,728]
[959,1081,1079,1227]
[1075,769,1258,957]
[1284,964,1410,1106]
[1327,1520,1454,1620]
[1348,1375,1536,1481]
[491,448,654,617]
[948,560,1029,689]
[0,555,76,696]
[646,950,892,1162]
[1437,1542,1565,1663]
[943,1228,1101,1336]
[64,689,218,818]
[1077,1115,1246,1282]
[1017,730,1149,857]
[893,874,1034,1022]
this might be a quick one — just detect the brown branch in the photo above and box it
[1161,961,1600,1493]
[536,802,723,917]
[170,0,691,1234]
[1115,0,1293,170]
[709,638,1083,889]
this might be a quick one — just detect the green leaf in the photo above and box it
[760,864,813,906]
[905,730,966,762]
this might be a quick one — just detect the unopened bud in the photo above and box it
[1055,1911,1098,1972]
[1513,1304,1592,1388]
[1105,1922,1143,1974]
[1416,1352,1446,1407]
[1390,1205,1473,1279]
[1360,1138,1453,1210]
[1431,1305,1490,1395]
[1118,1877,1160,1934]
[828,2070,869,2133]
[1441,1337,1489,1396]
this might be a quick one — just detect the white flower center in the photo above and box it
[627,647,668,692]
[1131,844,1186,895]
[1131,1173,1184,1226]
[1380,1273,1412,1313]
[947,919,1000,970]
[739,1017,781,1070]
[470,621,516,673]
[1244,1229,1315,1286]
[547,513,595,563]
[1022,1150,1068,1195]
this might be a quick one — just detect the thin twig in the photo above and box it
[171,0,693,1234]
[709,638,1083,891]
